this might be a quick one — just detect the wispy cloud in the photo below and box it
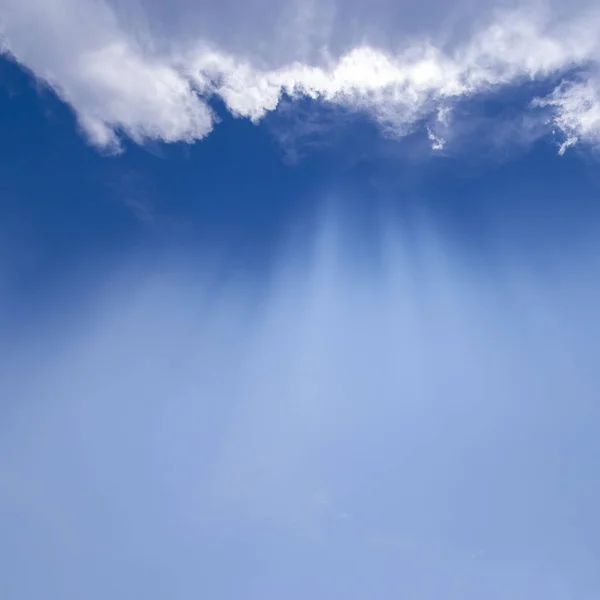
[533,74,600,153]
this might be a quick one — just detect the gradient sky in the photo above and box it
[2,2,600,599]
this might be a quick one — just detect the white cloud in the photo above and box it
[2,0,600,151]
[427,126,446,151]
[534,75,600,153]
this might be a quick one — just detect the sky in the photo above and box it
[1,1,600,598]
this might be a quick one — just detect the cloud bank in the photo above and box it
[2,0,600,152]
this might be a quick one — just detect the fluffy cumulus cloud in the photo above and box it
[2,0,600,151]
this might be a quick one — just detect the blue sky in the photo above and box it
[2,1,600,599]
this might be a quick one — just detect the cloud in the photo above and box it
[2,0,600,151]
[0,0,214,149]
[533,74,600,153]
